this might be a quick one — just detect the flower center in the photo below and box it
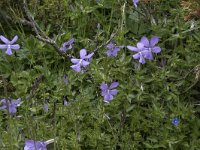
[79,59,83,65]
[148,48,152,51]
[7,42,11,49]
[139,52,145,59]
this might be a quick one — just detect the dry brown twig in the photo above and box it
[21,0,120,58]
[21,0,74,59]
[181,0,200,21]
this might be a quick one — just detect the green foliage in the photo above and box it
[0,0,200,149]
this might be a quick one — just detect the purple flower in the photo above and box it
[71,49,94,73]
[172,117,179,126]
[63,99,68,106]
[0,98,21,114]
[133,0,139,8]
[63,97,69,106]
[106,42,123,57]
[127,42,150,64]
[60,38,74,52]
[24,140,47,150]
[43,99,48,113]
[0,35,20,55]
[140,36,161,60]
[100,82,119,103]
[63,74,68,86]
